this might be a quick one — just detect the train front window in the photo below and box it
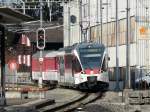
[79,48,104,69]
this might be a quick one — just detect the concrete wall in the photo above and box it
[108,44,137,67]
[6,91,43,99]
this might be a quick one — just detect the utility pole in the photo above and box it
[125,0,131,89]
[39,0,44,99]
[96,0,99,43]
[106,0,109,68]
[115,0,120,91]
[47,0,52,22]
[88,0,90,41]
[79,0,83,42]
[145,7,149,73]
[100,0,103,44]
[68,5,71,46]
[40,0,43,28]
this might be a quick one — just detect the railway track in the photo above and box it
[4,88,103,112]
[38,91,103,112]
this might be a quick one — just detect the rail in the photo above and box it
[38,92,103,112]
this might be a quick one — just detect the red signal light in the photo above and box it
[36,28,45,50]
[8,60,18,71]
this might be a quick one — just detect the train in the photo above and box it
[32,42,109,90]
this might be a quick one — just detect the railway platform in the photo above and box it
[0,88,84,112]
[2,88,150,112]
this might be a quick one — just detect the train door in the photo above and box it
[64,55,74,85]
[101,56,109,83]
[59,56,65,84]
[72,57,82,85]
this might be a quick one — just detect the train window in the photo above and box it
[102,57,107,72]
[59,57,64,76]
[79,54,102,69]
[72,58,81,73]
[79,48,103,54]
[65,55,72,69]
[79,47,105,69]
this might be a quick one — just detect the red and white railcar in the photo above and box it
[32,51,58,82]
[56,42,109,90]
[32,42,109,90]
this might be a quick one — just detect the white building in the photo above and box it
[63,0,150,89]
[63,0,136,46]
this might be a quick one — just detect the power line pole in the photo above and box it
[47,0,52,22]
[96,0,99,43]
[106,0,109,69]
[79,0,83,42]
[39,0,44,99]
[40,0,43,28]
[68,6,71,46]
[115,0,120,91]
[125,0,131,89]
[100,0,103,44]
[88,0,90,41]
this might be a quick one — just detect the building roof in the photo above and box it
[0,7,33,23]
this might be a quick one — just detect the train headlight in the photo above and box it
[81,71,85,74]
[90,71,94,74]
[99,69,101,73]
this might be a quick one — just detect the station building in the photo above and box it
[0,0,65,85]
[63,0,150,90]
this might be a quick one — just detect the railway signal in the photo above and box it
[36,28,45,50]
